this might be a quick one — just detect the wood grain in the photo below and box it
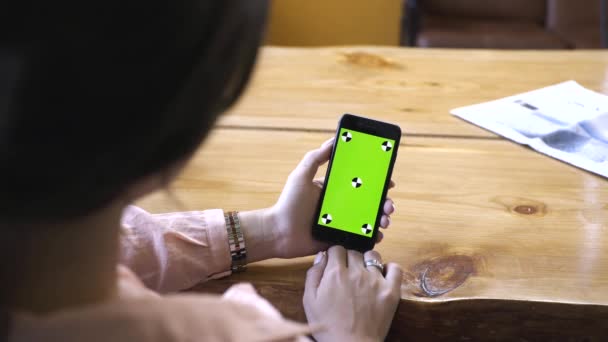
[220,47,608,138]
[139,128,608,340]
[198,280,608,341]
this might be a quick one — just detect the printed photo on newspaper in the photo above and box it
[451,81,608,178]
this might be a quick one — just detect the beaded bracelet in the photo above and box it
[224,211,247,273]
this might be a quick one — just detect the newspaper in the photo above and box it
[451,81,608,178]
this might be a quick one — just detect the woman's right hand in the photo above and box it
[303,246,403,342]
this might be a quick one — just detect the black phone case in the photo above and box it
[312,113,401,252]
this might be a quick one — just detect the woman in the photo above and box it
[0,0,403,341]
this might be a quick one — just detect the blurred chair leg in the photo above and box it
[402,0,420,46]
[602,0,608,48]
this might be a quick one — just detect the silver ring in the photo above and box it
[364,259,384,273]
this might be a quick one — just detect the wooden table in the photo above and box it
[139,47,608,341]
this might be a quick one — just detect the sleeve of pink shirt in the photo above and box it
[119,205,232,293]
[10,206,321,341]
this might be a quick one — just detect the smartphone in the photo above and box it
[312,114,401,252]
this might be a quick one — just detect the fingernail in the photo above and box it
[392,202,396,211]
[313,251,324,265]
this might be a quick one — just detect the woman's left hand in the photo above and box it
[268,138,396,259]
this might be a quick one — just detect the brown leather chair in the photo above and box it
[547,0,606,48]
[403,0,569,49]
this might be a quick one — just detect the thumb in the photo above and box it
[293,138,334,182]
[304,251,328,299]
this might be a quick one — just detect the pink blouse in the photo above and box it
[8,206,315,342]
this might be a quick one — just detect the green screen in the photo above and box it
[317,128,395,237]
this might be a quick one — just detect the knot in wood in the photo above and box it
[514,205,537,215]
[340,52,402,69]
[419,255,475,297]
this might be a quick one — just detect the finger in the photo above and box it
[384,262,404,294]
[327,245,347,269]
[312,178,324,189]
[321,136,335,148]
[294,138,334,181]
[363,250,384,276]
[347,249,364,269]
[383,198,395,215]
[380,215,391,229]
[364,250,383,264]
[376,230,384,243]
[304,252,328,299]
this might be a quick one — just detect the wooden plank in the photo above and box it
[138,128,608,340]
[220,47,608,138]
[197,280,608,341]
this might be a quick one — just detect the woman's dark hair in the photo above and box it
[0,0,268,222]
